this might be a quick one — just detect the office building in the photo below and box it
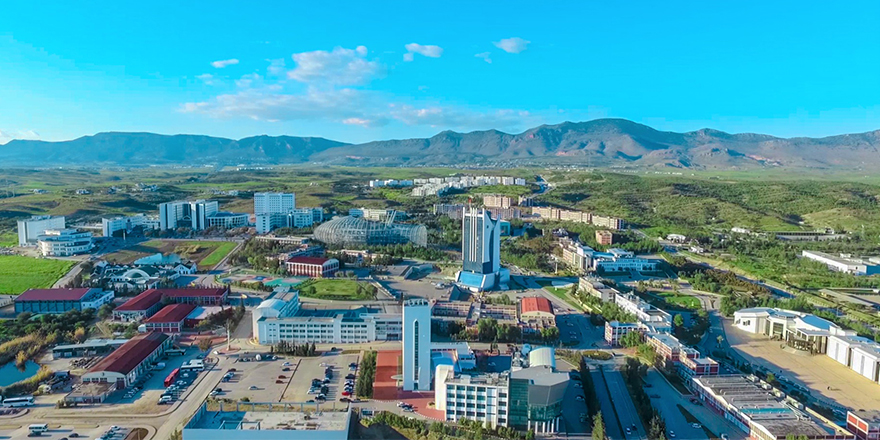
[15,288,114,315]
[101,214,160,237]
[691,375,848,440]
[733,307,846,354]
[205,212,249,229]
[36,229,94,256]
[349,207,406,221]
[17,215,66,246]
[403,298,432,391]
[559,239,657,273]
[604,321,641,346]
[252,289,402,345]
[457,208,509,291]
[159,200,218,230]
[435,365,509,428]
[83,333,171,389]
[615,293,672,330]
[254,192,295,215]
[802,250,880,276]
[256,208,323,234]
[285,256,339,278]
[507,366,568,433]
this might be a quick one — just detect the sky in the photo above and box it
[1,1,879,144]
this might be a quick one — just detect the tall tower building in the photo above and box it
[457,207,508,291]
[403,298,432,391]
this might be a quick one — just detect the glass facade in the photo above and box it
[313,216,427,247]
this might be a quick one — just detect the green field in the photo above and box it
[536,279,584,310]
[655,291,701,309]
[0,256,75,294]
[104,239,237,269]
[297,279,374,301]
[0,233,16,247]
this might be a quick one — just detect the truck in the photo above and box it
[164,368,180,387]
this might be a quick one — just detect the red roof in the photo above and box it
[286,256,331,265]
[115,289,164,312]
[16,288,92,302]
[521,297,553,315]
[158,288,228,299]
[87,333,169,375]
[144,303,196,324]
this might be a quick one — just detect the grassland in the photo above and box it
[297,279,373,301]
[103,239,236,269]
[0,256,75,294]
[0,233,16,247]
[655,291,701,309]
[536,279,585,310]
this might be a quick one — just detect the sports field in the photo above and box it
[104,240,236,269]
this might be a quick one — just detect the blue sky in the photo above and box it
[2,1,879,144]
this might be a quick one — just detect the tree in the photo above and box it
[198,338,213,352]
[620,330,642,348]
[73,326,88,343]
[97,304,114,320]
[592,412,606,440]
[673,314,684,328]
[766,372,776,385]
[717,334,724,346]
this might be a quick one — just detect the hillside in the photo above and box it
[2,119,880,169]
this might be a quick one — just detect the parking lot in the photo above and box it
[281,353,360,404]
[100,348,208,413]
[0,424,132,440]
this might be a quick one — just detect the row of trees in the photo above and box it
[355,350,377,398]
[620,357,668,440]
[271,341,318,357]
[364,411,535,440]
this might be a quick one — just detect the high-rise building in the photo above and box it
[159,200,220,230]
[457,208,509,291]
[254,192,295,215]
[403,298,432,391]
[17,215,66,246]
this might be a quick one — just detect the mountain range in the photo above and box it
[3,119,879,170]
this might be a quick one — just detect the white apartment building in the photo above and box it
[254,192,295,215]
[159,200,219,230]
[614,293,672,328]
[102,214,160,237]
[252,290,402,345]
[348,207,405,221]
[37,229,94,256]
[204,212,249,229]
[17,215,66,246]
[435,365,510,428]
[255,208,323,234]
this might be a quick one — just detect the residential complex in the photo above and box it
[531,207,625,230]
[457,207,509,291]
[802,250,880,276]
[36,228,94,256]
[595,230,614,245]
[483,194,516,209]
[409,175,526,197]
[14,288,115,314]
[17,215,66,246]
[101,214,160,237]
[252,288,402,345]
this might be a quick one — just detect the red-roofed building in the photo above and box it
[520,296,554,319]
[113,287,229,322]
[113,289,165,322]
[143,303,197,333]
[14,288,114,314]
[82,332,170,388]
[286,256,339,278]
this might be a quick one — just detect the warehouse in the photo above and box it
[82,332,171,389]
[15,288,114,314]
[161,287,229,305]
[142,303,197,333]
[52,339,128,359]
[113,289,165,322]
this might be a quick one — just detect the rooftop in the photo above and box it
[188,403,350,432]
[53,338,128,351]
[114,289,164,311]
[286,256,332,265]
[520,296,553,315]
[16,288,95,302]
[159,287,228,298]
[87,332,168,375]
[144,303,197,324]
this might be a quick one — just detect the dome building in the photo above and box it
[313,215,428,247]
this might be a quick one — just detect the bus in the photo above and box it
[180,360,205,372]
[28,424,48,434]
[165,348,186,356]
[164,368,180,387]
[2,396,34,407]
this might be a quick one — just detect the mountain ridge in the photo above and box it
[3,118,879,169]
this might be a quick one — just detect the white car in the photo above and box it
[691,423,702,429]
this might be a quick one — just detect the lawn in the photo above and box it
[536,279,585,311]
[0,232,16,247]
[657,291,701,309]
[0,255,75,294]
[104,239,236,269]
[297,278,374,301]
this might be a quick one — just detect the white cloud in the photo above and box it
[196,73,216,85]
[288,46,381,85]
[0,129,40,145]
[211,58,240,68]
[235,73,263,89]
[266,58,286,76]
[403,43,443,62]
[493,37,530,54]
[475,52,492,64]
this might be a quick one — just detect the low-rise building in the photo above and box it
[604,321,641,346]
[614,293,672,330]
[733,307,846,354]
[184,402,351,440]
[15,288,114,314]
[101,214,160,237]
[847,410,880,440]
[82,332,171,389]
[578,278,618,302]
[142,303,197,333]
[519,297,554,320]
[113,287,228,322]
[826,335,880,385]
[802,250,880,276]
[595,230,614,245]
[52,339,128,359]
[36,229,94,256]
[285,256,339,278]
[666,233,687,243]
[17,215,66,246]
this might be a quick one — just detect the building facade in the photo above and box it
[15,288,114,314]
[595,230,614,245]
[17,215,66,246]
[142,303,197,333]
[403,299,432,391]
[457,208,508,291]
[802,250,880,276]
[285,257,339,278]
[102,214,160,237]
[254,192,295,215]
[36,229,94,256]
[256,208,323,234]
[82,333,171,389]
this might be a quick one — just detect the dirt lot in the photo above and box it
[725,324,880,411]
[104,239,235,269]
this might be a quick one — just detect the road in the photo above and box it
[602,368,647,440]
[591,368,624,440]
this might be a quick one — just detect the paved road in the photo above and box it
[591,368,624,440]
[602,369,647,440]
